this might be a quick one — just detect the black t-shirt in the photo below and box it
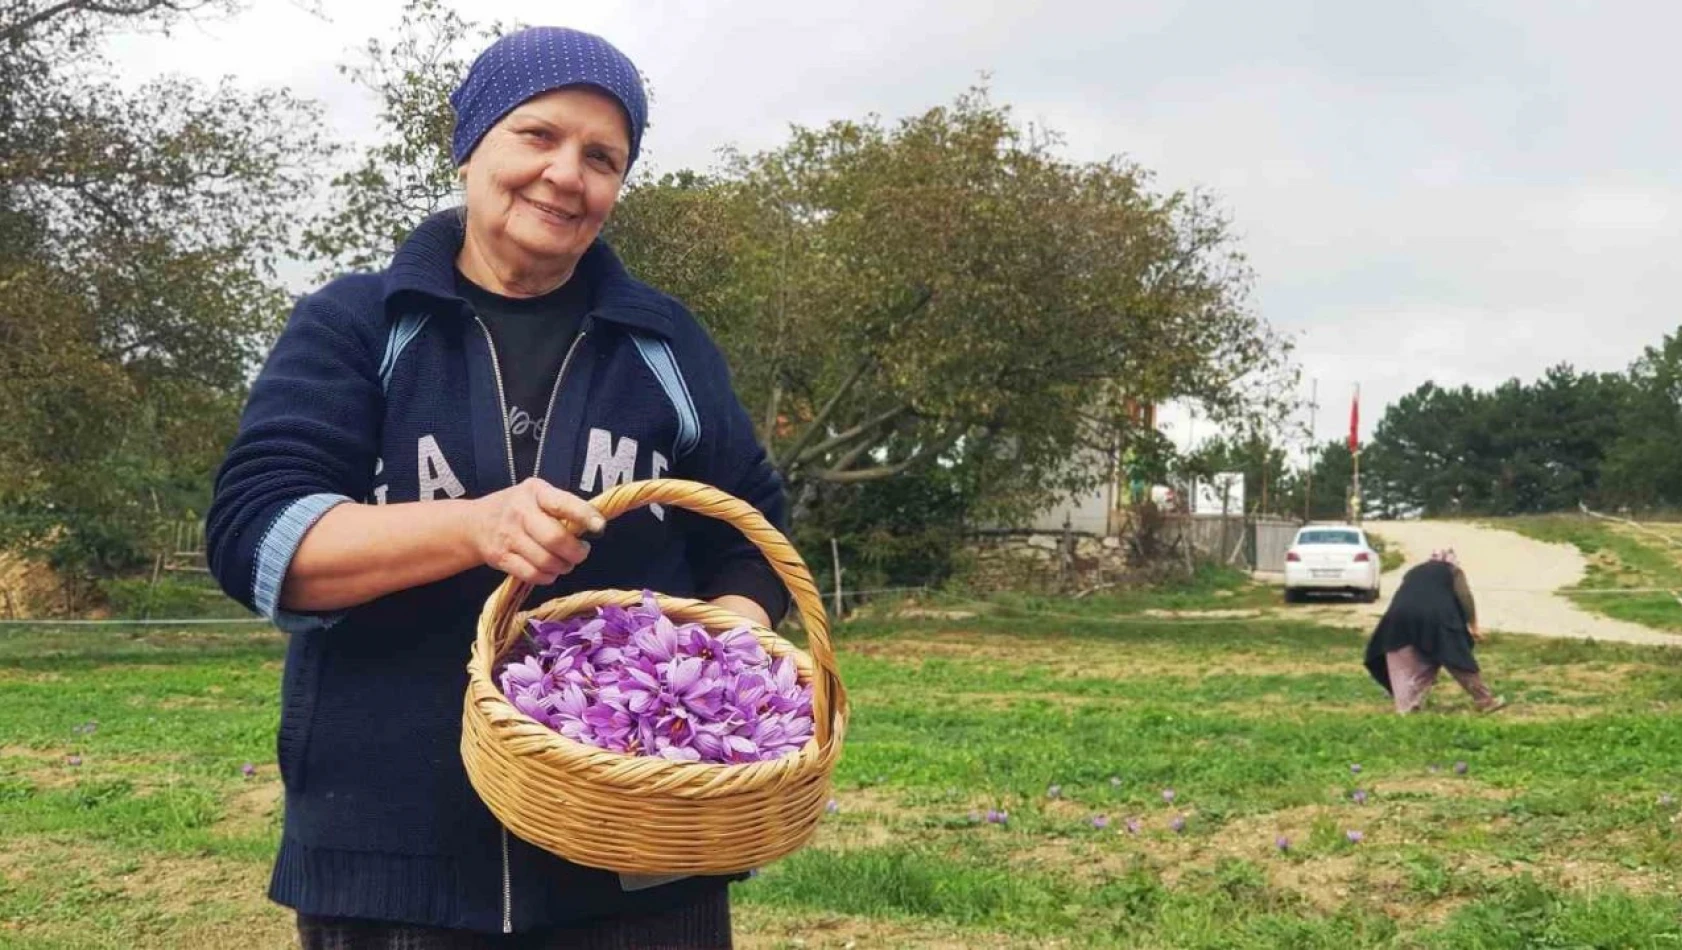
[456,272,591,481]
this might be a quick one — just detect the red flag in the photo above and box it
[1348,386,1360,453]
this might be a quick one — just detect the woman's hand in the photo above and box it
[470,478,606,585]
[709,594,772,629]
[1469,623,1484,642]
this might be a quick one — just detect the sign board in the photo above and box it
[1192,472,1245,515]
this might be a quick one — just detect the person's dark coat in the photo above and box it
[1364,560,1479,694]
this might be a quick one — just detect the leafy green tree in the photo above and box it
[1362,368,1631,517]
[1603,331,1682,509]
[0,0,330,577]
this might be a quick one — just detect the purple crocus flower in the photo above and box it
[582,703,635,752]
[666,655,725,719]
[1275,836,1290,852]
[1047,784,1062,799]
[1162,788,1176,804]
[1350,763,1362,775]
[1454,761,1469,775]
[1346,829,1365,844]
[498,595,813,765]
[66,755,82,767]
[632,615,683,663]
[1352,789,1368,805]
[242,762,256,779]
[1124,818,1142,835]
[1091,815,1110,830]
[509,687,553,727]
[500,655,548,696]
[656,741,702,762]
[762,657,806,714]
[1169,815,1186,834]
[550,686,597,744]
[825,798,839,814]
[986,809,1009,825]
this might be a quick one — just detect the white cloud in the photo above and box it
[90,0,1682,455]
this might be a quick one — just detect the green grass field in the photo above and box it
[1506,515,1682,633]
[2,611,1681,948]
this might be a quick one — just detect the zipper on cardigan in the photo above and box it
[501,828,513,934]
[474,315,588,935]
[474,316,519,489]
[531,327,588,482]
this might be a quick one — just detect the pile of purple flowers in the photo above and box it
[498,593,814,765]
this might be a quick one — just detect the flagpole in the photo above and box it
[1351,384,1362,524]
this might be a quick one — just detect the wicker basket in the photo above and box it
[461,478,847,875]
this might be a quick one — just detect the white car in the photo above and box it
[1284,524,1381,603]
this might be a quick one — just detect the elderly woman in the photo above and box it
[207,27,784,949]
[1364,549,1506,715]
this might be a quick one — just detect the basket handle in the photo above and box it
[482,478,842,747]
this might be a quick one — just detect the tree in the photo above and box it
[1362,368,1631,518]
[0,0,330,577]
[1603,331,1682,509]
[1180,432,1291,517]
[607,94,1297,525]
[305,1,1295,530]
[301,0,502,277]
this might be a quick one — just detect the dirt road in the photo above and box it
[1306,520,1682,647]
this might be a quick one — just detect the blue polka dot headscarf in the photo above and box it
[449,27,648,170]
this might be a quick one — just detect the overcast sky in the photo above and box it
[104,1,1682,453]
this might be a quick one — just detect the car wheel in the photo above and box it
[1363,587,1381,604]
[1284,588,1303,604]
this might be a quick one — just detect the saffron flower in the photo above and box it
[1454,761,1469,775]
[1351,789,1368,805]
[1169,815,1187,834]
[1346,829,1365,844]
[242,763,257,779]
[1350,763,1362,775]
[1162,788,1176,804]
[1275,836,1291,853]
[1091,815,1110,830]
[1047,784,1062,799]
[498,592,814,765]
[1124,818,1142,835]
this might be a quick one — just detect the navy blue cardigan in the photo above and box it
[206,211,788,932]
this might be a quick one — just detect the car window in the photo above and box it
[1297,530,1362,546]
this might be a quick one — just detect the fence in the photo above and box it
[1158,515,1301,572]
[1249,518,1302,572]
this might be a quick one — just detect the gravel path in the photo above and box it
[1305,520,1682,646]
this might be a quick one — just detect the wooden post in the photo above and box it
[830,538,843,617]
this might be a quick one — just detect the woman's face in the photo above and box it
[460,86,631,277]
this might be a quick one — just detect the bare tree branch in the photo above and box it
[817,428,963,484]
[793,403,912,466]
[0,0,217,44]
[774,287,933,472]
